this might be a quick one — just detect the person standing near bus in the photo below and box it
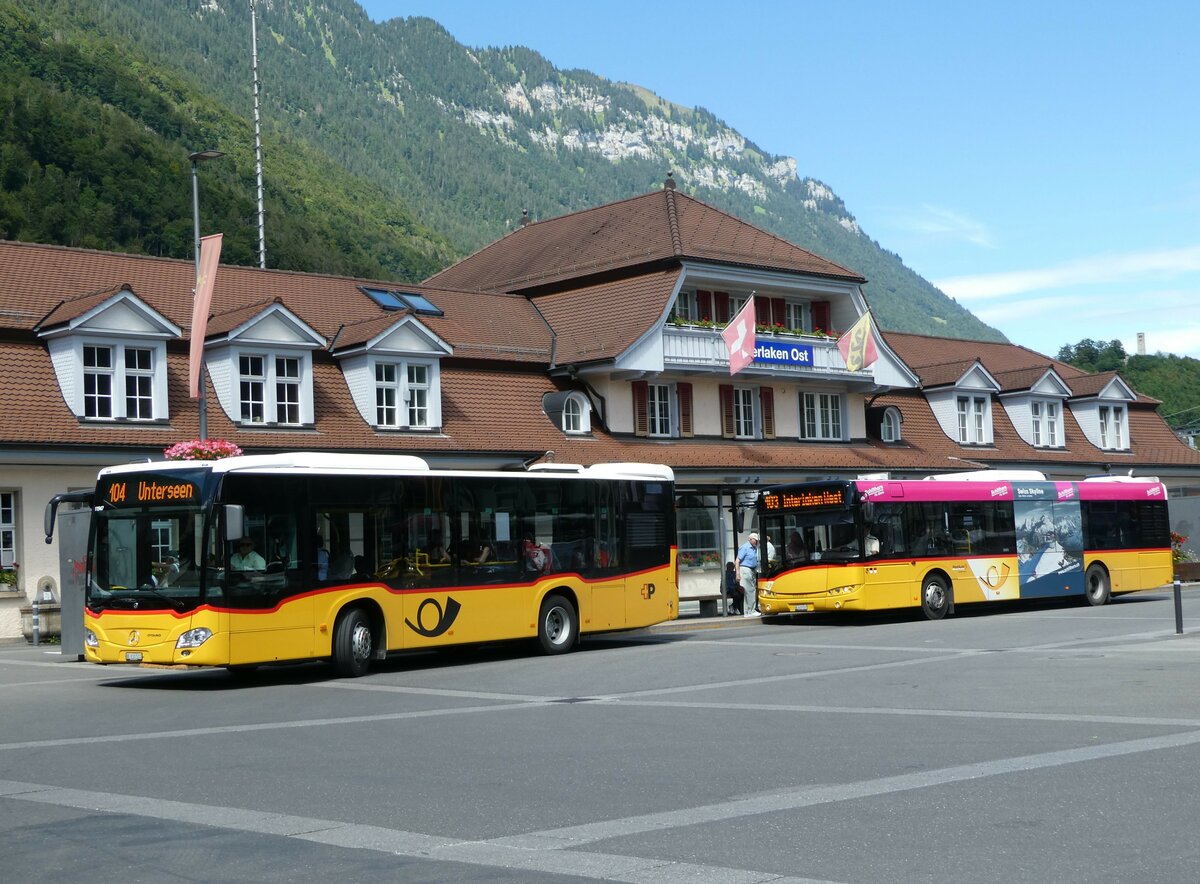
[737,532,760,615]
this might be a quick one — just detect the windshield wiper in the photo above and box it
[105,587,185,611]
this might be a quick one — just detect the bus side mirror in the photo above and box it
[733,507,744,533]
[862,500,875,522]
[224,504,245,542]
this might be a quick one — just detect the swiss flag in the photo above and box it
[721,296,756,376]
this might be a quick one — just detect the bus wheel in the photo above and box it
[538,593,578,655]
[333,607,374,677]
[1084,564,1111,606]
[921,575,950,620]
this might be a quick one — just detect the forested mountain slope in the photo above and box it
[2,0,1003,341]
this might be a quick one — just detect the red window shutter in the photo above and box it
[678,383,693,438]
[714,291,730,323]
[696,290,713,322]
[632,381,648,437]
[771,298,786,328]
[761,387,775,439]
[755,298,770,326]
[719,384,735,439]
[812,300,831,333]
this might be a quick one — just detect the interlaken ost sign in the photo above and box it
[751,340,814,367]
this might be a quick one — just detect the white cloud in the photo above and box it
[936,244,1200,301]
[890,205,995,248]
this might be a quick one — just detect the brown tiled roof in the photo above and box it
[535,269,680,364]
[424,188,865,293]
[0,240,552,362]
[991,365,1059,392]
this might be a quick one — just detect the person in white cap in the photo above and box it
[736,532,760,615]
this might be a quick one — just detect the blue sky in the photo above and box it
[358,1,1200,362]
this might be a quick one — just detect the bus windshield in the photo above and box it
[761,509,863,574]
[88,469,217,612]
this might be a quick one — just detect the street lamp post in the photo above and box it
[189,149,224,440]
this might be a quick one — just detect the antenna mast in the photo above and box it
[250,0,267,268]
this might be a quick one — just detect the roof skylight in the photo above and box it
[361,287,444,316]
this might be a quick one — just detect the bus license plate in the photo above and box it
[124,652,143,663]
[793,605,811,612]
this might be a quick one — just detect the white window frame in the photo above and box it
[83,344,114,419]
[648,383,673,437]
[0,490,16,569]
[1099,404,1127,450]
[800,391,843,441]
[733,387,757,439]
[234,348,312,427]
[375,362,399,427]
[407,363,430,428]
[274,356,301,425]
[238,354,267,424]
[957,395,990,444]
[1031,399,1062,448]
[881,406,901,442]
[124,347,155,420]
[370,356,440,431]
[562,393,591,434]
[79,340,166,422]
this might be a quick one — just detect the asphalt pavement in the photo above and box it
[3,584,1200,883]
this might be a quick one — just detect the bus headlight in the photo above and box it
[176,627,213,649]
[85,628,98,648]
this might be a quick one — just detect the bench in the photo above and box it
[687,591,734,617]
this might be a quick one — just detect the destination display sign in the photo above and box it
[760,486,847,512]
[101,472,205,508]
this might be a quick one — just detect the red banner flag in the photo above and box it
[836,310,878,372]
[722,295,756,376]
[189,233,223,398]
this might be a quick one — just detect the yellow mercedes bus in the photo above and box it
[49,453,677,676]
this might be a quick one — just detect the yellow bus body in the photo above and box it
[84,563,678,669]
[758,549,1172,617]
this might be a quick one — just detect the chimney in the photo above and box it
[664,171,676,190]
[520,208,530,226]
[1136,332,1145,355]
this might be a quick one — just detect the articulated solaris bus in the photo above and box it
[46,453,677,676]
[754,471,1172,620]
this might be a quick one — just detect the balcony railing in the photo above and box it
[662,325,863,375]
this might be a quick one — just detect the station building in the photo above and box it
[2,179,1198,637]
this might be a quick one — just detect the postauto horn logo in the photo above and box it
[405,597,462,638]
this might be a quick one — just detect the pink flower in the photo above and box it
[163,439,243,461]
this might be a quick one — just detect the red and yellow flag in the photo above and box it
[836,311,879,373]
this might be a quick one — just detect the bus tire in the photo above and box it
[538,593,577,655]
[332,607,374,677]
[1084,563,1111,606]
[921,574,951,620]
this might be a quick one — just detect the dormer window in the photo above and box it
[204,302,325,429]
[562,393,591,434]
[334,314,451,432]
[37,287,179,424]
[881,407,902,442]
